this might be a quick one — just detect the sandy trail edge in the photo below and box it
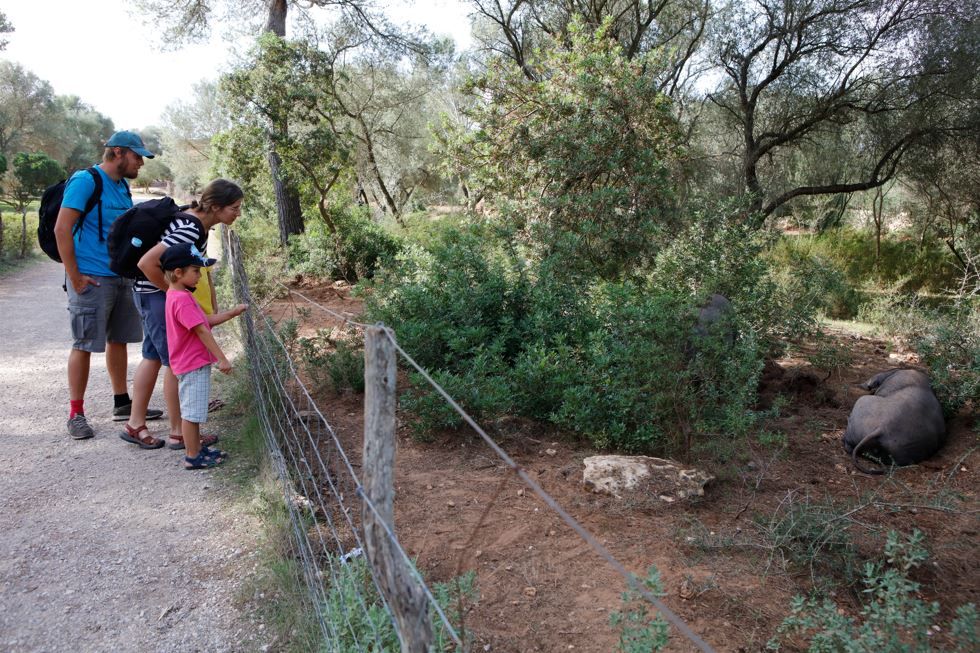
[0,260,267,652]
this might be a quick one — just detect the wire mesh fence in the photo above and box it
[224,229,715,652]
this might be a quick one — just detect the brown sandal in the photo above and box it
[120,424,164,450]
[166,433,220,450]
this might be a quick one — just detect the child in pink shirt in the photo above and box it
[161,243,246,469]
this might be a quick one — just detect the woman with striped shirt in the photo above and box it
[120,179,244,451]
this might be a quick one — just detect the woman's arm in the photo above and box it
[137,242,170,292]
[207,268,219,312]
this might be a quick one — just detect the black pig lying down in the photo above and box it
[843,369,946,475]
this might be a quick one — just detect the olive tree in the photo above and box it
[444,18,683,280]
[707,0,975,219]
[5,152,64,257]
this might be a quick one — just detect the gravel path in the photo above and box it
[0,261,265,652]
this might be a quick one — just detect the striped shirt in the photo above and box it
[134,213,207,294]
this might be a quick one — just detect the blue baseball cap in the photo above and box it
[161,242,217,271]
[104,131,155,158]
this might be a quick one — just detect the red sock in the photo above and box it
[69,400,84,418]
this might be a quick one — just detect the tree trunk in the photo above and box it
[267,146,304,245]
[872,187,885,270]
[356,115,402,224]
[263,0,304,245]
[20,208,27,258]
[0,210,5,258]
[265,0,287,34]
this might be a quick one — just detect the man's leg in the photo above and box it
[68,348,91,401]
[105,341,128,395]
[67,348,95,440]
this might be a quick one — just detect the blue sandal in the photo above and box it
[184,447,227,470]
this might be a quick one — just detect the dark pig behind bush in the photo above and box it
[692,293,735,347]
[843,369,946,474]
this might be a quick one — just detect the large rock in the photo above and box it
[582,455,713,502]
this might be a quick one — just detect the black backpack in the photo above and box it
[37,167,103,263]
[107,197,191,278]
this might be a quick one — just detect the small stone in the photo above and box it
[447,501,456,508]
[517,488,525,497]
[523,586,537,597]
[545,449,557,456]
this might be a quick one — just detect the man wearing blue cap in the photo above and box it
[54,130,162,442]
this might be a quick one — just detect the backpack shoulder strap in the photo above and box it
[73,167,104,238]
[83,167,108,242]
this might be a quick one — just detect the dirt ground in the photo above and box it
[271,280,977,653]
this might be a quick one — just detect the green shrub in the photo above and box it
[754,491,861,587]
[364,225,528,373]
[767,530,978,652]
[289,205,401,282]
[321,555,477,651]
[769,236,863,320]
[610,566,670,653]
[859,292,979,417]
[914,304,980,417]
[368,223,765,457]
[545,283,763,455]
[297,328,365,394]
[785,228,961,295]
[650,201,829,352]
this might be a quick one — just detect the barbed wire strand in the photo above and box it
[280,279,716,652]
[276,281,374,330]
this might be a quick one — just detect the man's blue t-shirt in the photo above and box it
[61,166,132,277]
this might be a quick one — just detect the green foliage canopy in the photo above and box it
[8,151,64,211]
[444,18,682,280]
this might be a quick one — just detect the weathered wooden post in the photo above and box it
[362,325,433,652]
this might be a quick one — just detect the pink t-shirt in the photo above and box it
[165,289,217,375]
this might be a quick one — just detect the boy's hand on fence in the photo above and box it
[230,303,248,317]
[217,358,233,375]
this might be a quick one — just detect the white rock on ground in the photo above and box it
[0,261,265,652]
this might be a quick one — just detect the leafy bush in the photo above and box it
[441,16,682,280]
[364,225,528,373]
[289,205,401,282]
[754,490,861,587]
[321,555,477,651]
[786,228,961,295]
[859,292,979,417]
[610,566,669,653]
[297,327,365,394]
[368,222,765,457]
[914,304,980,417]
[769,235,863,320]
[650,200,831,352]
[768,530,978,652]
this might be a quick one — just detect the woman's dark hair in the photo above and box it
[198,179,244,213]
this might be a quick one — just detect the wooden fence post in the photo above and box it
[363,325,433,652]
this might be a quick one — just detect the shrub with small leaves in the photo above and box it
[298,327,365,395]
[609,566,670,653]
[767,530,978,652]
